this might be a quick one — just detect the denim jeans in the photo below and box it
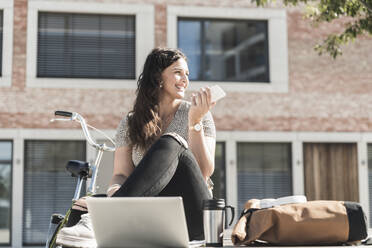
[112,134,212,240]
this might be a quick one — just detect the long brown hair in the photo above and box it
[127,47,187,150]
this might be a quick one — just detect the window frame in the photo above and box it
[363,135,372,230]
[168,5,288,93]
[0,140,13,246]
[177,17,271,83]
[27,1,154,89]
[366,143,372,226]
[0,0,14,87]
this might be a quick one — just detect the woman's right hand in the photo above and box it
[189,87,216,125]
[107,184,121,197]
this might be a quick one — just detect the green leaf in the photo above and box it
[251,0,372,58]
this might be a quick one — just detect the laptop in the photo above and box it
[86,197,205,248]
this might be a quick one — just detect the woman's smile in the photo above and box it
[175,84,185,91]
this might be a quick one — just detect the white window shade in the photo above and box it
[23,140,86,245]
[237,142,292,214]
[37,12,135,80]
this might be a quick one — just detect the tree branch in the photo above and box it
[358,0,372,13]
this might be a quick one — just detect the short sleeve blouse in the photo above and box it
[114,100,216,166]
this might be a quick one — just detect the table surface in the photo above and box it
[94,229,370,247]
[218,229,368,247]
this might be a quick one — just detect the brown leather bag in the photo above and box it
[231,199,367,246]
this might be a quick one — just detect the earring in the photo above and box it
[159,81,164,88]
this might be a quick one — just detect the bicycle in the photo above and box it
[45,111,116,248]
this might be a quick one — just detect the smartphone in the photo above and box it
[210,85,226,102]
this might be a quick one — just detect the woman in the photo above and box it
[57,47,216,247]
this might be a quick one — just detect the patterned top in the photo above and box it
[115,100,216,166]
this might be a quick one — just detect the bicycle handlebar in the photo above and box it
[55,111,73,118]
[52,111,115,152]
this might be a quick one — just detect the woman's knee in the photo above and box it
[161,132,188,149]
[178,151,204,176]
[143,134,185,162]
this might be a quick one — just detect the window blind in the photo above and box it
[237,143,292,214]
[37,12,135,79]
[23,140,86,245]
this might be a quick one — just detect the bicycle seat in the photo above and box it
[66,160,90,178]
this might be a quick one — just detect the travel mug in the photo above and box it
[203,199,235,247]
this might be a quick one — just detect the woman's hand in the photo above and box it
[189,87,216,125]
[107,184,121,197]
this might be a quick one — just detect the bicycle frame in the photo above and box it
[46,111,115,248]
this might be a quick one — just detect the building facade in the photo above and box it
[0,0,372,246]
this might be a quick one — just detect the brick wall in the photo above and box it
[2,0,372,132]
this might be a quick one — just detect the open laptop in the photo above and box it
[86,197,205,248]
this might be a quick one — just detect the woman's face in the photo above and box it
[160,58,189,100]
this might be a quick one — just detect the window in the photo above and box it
[0,141,12,245]
[304,143,358,201]
[368,144,372,226]
[23,140,86,245]
[27,1,154,88]
[37,12,135,79]
[0,0,13,87]
[237,142,292,214]
[211,142,226,199]
[168,6,288,92]
[178,18,269,83]
[0,10,3,77]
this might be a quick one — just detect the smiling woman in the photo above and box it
[126,48,190,151]
[56,48,218,247]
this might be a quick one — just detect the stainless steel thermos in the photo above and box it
[203,199,235,247]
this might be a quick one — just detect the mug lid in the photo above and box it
[203,199,225,210]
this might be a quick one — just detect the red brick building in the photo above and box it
[0,0,372,246]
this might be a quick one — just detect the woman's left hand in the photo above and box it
[189,87,216,125]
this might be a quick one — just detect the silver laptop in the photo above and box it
[86,197,204,248]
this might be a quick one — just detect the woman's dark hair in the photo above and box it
[127,47,187,150]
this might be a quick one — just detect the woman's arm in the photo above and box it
[188,87,216,179]
[189,130,216,179]
[107,145,135,196]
